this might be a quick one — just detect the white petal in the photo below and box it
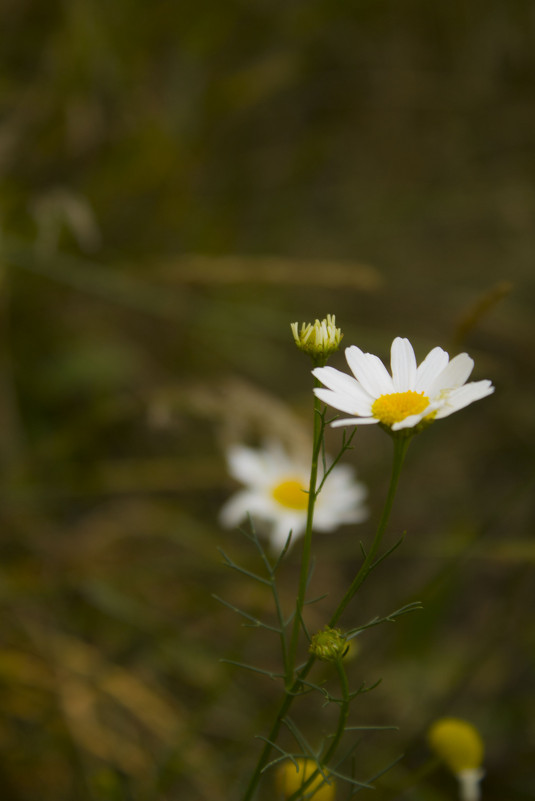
[434,381,494,418]
[345,346,394,397]
[391,337,417,391]
[321,462,356,488]
[313,366,373,406]
[314,387,372,416]
[262,440,299,477]
[429,353,474,395]
[415,347,450,392]
[317,495,368,524]
[226,445,270,486]
[315,490,368,527]
[315,504,368,530]
[331,416,379,428]
[321,466,367,500]
[270,516,305,550]
[391,402,440,430]
[314,467,368,529]
[219,491,255,528]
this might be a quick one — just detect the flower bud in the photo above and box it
[291,315,343,364]
[309,626,348,662]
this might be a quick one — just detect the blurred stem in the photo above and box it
[377,757,440,800]
[329,433,410,626]
[285,659,349,801]
[287,383,325,684]
[322,658,350,763]
[0,260,25,470]
[240,662,308,801]
[240,430,410,801]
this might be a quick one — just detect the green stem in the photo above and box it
[285,659,349,801]
[328,433,410,627]
[241,381,324,801]
[239,659,314,801]
[240,432,410,801]
[287,385,325,683]
[323,658,350,761]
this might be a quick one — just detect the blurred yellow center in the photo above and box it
[271,479,308,510]
[428,718,484,773]
[372,390,430,426]
[276,758,335,800]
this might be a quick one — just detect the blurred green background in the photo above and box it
[0,1,534,799]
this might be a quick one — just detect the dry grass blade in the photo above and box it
[158,255,383,290]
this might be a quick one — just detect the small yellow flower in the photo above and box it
[428,717,485,801]
[291,315,343,363]
[276,758,335,800]
[309,626,348,662]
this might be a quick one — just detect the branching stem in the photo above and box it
[329,434,410,626]
[239,427,411,801]
[287,383,325,683]
[285,659,350,801]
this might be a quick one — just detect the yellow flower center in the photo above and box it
[271,479,308,510]
[276,758,335,801]
[428,718,484,773]
[371,390,430,426]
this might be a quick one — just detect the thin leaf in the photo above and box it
[346,755,404,796]
[369,535,405,571]
[212,595,281,634]
[343,725,399,732]
[297,679,330,699]
[257,739,299,774]
[303,592,329,606]
[217,548,271,586]
[326,766,374,790]
[347,601,422,638]
[272,530,293,573]
[282,717,316,759]
[220,659,283,680]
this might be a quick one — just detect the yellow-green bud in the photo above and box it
[309,626,348,662]
[291,315,343,363]
[275,758,335,800]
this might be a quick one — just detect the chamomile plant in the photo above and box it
[217,316,493,800]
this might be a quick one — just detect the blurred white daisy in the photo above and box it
[220,442,368,550]
[313,337,494,432]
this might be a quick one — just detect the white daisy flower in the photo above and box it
[313,337,494,432]
[220,441,368,551]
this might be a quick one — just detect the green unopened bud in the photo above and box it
[291,315,343,364]
[309,626,348,662]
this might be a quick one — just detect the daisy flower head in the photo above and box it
[219,441,368,551]
[313,337,494,434]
